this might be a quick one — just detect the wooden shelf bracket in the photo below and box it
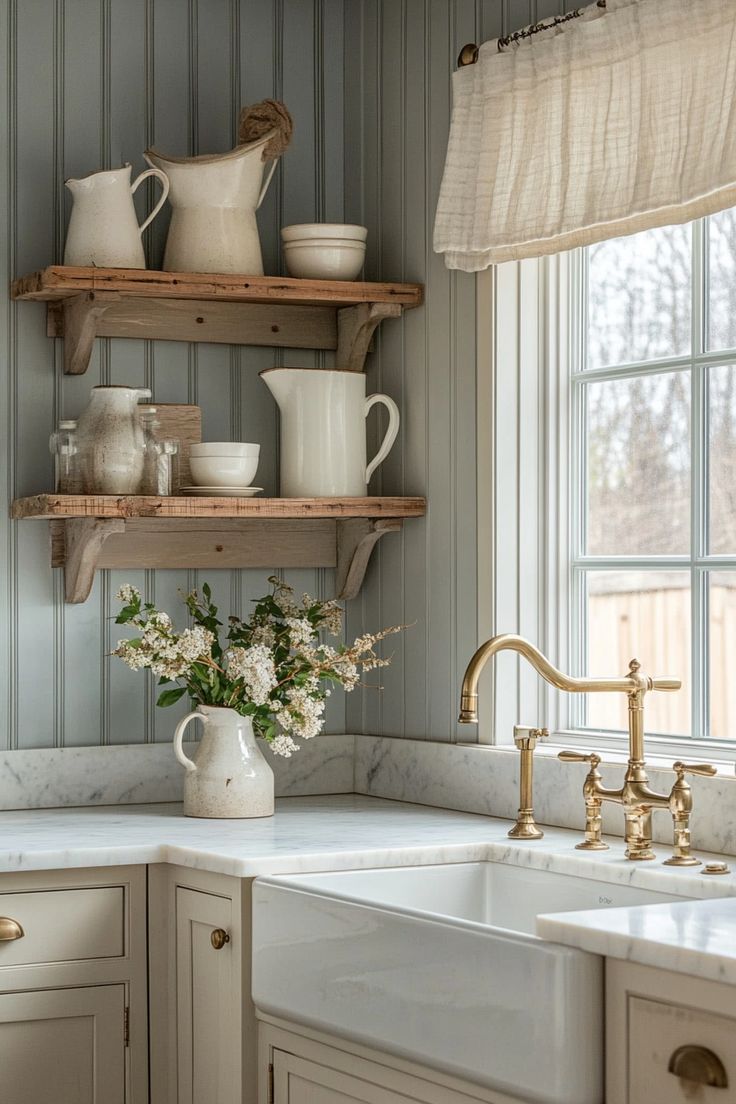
[55,292,120,375]
[59,518,125,603]
[336,303,402,371]
[335,518,402,599]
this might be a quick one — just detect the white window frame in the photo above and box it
[476,244,736,764]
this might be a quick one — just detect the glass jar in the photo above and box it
[140,408,179,495]
[49,419,80,493]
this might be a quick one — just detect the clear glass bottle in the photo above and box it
[49,419,80,493]
[139,408,162,495]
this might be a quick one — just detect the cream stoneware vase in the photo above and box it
[144,132,279,274]
[64,163,169,268]
[76,385,152,494]
[173,705,275,819]
[261,367,400,496]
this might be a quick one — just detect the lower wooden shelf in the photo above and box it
[11,495,426,604]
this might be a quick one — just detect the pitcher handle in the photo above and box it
[131,168,170,236]
[173,711,201,773]
[256,157,280,211]
[365,393,400,485]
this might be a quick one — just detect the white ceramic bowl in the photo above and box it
[283,239,366,281]
[281,223,367,243]
[190,442,260,458]
[189,454,259,488]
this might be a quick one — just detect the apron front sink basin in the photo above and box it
[252,861,689,1104]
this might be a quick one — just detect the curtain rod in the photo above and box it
[457,0,606,64]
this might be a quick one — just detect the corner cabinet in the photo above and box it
[0,866,147,1104]
[10,266,426,603]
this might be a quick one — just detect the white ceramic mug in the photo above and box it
[260,367,400,497]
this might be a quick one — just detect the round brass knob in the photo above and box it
[668,1044,728,1088]
[210,928,230,951]
[0,917,24,942]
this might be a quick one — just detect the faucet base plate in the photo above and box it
[508,821,544,840]
[574,839,609,851]
[663,854,701,867]
[625,848,657,861]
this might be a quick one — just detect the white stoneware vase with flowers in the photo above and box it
[113,578,402,819]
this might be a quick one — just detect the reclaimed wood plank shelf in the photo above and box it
[11,266,424,375]
[12,495,426,605]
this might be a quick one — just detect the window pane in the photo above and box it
[587,224,691,370]
[586,572,691,736]
[709,365,736,554]
[710,572,736,739]
[708,208,736,351]
[585,373,690,555]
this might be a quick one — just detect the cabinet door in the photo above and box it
[273,1050,431,1104]
[176,886,236,1104]
[0,984,126,1104]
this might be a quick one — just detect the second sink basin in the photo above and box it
[252,861,688,1104]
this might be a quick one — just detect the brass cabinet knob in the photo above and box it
[668,1044,728,1088]
[0,917,24,941]
[210,928,230,951]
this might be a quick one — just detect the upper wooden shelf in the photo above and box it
[11,266,424,376]
[12,494,426,521]
[13,494,427,605]
[12,266,424,307]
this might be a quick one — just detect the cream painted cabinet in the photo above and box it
[607,960,736,1104]
[176,886,237,1104]
[259,1020,522,1104]
[0,983,126,1104]
[0,866,147,1104]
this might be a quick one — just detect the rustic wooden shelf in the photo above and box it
[12,495,426,604]
[11,266,424,375]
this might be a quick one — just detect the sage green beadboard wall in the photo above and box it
[0,0,348,750]
[1,0,567,751]
[343,0,567,741]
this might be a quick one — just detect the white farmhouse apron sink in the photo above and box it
[252,861,689,1104]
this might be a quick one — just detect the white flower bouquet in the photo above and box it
[113,577,402,757]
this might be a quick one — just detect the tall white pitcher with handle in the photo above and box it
[144,132,279,274]
[64,164,169,268]
[261,367,400,497]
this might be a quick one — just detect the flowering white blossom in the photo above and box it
[270,733,300,757]
[178,626,214,661]
[279,685,325,739]
[226,644,277,705]
[284,616,314,649]
[116,584,140,603]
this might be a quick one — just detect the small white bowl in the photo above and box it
[189,454,259,488]
[281,223,367,243]
[283,240,366,281]
[190,442,260,458]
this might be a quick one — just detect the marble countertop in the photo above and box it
[537,895,736,984]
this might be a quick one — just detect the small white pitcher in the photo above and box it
[261,367,400,497]
[64,164,169,268]
[173,705,274,819]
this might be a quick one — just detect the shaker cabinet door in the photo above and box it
[176,886,236,1104]
[273,1050,418,1104]
[0,983,126,1104]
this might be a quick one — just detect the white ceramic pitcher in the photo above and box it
[75,385,152,494]
[261,367,400,497]
[64,164,169,268]
[144,133,279,274]
[173,706,275,819]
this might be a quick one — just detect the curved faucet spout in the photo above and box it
[458,633,680,724]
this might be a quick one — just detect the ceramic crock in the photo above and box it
[173,705,275,819]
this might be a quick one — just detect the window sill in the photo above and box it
[459,739,736,776]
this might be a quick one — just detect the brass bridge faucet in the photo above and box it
[458,634,715,863]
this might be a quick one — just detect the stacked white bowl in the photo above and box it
[188,442,260,493]
[282,224,367,281]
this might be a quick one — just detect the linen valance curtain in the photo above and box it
[434,0,736,271]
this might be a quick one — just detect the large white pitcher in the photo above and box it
[144,133,279,274]
[173,706,274,819]
[64,164,169,268]
[261,367,400,497]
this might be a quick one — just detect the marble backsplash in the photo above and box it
[353,736,736,858]
[0,734,355,811]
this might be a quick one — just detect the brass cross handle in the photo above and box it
[673,761,717,779]
[0,917,24,941]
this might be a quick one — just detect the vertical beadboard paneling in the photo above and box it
[2,0,350,749]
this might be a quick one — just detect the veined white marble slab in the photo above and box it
[354,735,736,857]
[0,734,354,811]
[537,897,736,985]
[0,794,734,895]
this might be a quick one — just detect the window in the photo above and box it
[569,213,736,746]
